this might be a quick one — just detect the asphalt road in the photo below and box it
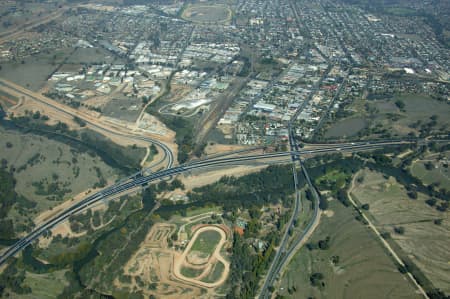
[0,140,425,266]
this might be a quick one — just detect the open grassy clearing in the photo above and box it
[65,47,122,64]
[0,127,118,234]
[324,117,367,138]
[13,270,69,299]
[409,151,450,191]
[185,206,222,218]
[102,97,143,122]
[324,93,450,140]
[0,48,73,91]
[180,266,204,279]
[190,230,221,255]
[351,169,450,293]
[278,200,421,299]
[373,94,450,135]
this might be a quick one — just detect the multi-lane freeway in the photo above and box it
[259,161,322,299]
[0,139,429,266]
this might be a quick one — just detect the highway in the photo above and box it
[0,139,425,266]
[260,163,322,298]
[0,78,174,169]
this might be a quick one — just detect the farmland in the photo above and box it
[278,200,421,299]
[350,169,450,293]
[409,151,450,191]
[0,49,72,91]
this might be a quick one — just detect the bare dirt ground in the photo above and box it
[118,223,205,298]
[180,165,267,191]
[117,215,231,298]
[82,82,131,110]
[165,84,192,104]
[204,143,251,156]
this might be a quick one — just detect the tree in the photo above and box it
[310,272,324,287]
[318,236,330,250]
[425,198,437,207]
[319,197,328,210]
[395,100,405,110]
[170,178,184,190]
[150,144,158,155]
[32,111,41,119]
[433,219,442,225]
[436,201,448,212]
[157,180,169,192]
[394,226,405,234]
[361,203,370,210]
[331,255,340,265]
[407,190,418,199]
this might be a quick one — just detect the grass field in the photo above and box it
[190,230,221,255]
[15,270,68,299]
[324,117,367,138]
[373,94,450,136]
[0,48,73,91]
[278,200,421,299]
[351,169,450,293]
[0,127,118,233]
[66,47,121,64]
[324,93,450,140]
[181,4,232,24]
[410,151,450,191]
[180,266,204,279]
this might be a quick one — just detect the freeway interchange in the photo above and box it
[0,138,427,267]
